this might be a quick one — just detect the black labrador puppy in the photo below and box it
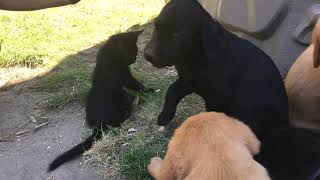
[144,0,289,141]
[144,1,290,177]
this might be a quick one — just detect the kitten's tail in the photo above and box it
[47,129,102,172]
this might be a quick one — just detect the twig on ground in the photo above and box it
[54,128,63,152]
[34,122,49,132]
[133,96,140,108]
[15,129,31,136]
[71,84,76,97]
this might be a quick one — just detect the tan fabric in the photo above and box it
[285,19,320,130]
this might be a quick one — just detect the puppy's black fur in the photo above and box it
[144,0,288,141]
[261,128,320,180]
[48,31,152,171]
[144,0,289,177]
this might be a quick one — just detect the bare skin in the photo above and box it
[0,0,80,11]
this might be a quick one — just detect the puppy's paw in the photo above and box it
[157,111,175,126]
[148,157,163,178]
[158,126,165,132]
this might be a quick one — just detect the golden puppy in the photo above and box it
[285,19,320,130]
[148,112,270,180]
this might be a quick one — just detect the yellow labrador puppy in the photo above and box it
[148,112,270,180]
[285,19,320,129]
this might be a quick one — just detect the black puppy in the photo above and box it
[144,0,288,141]
[48,31,153,171]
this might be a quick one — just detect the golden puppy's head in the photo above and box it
[312,18,320,68]
[147,112,265,180]
[175,112,261,156]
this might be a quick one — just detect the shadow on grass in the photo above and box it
[1,22,205,180]
[1,23,151,106]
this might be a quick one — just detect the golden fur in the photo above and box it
[312,19,320,68]
[285,19,320,130]
[148,112,270,180]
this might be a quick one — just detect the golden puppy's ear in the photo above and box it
[235,120,261,155]
[244,129,261,156]
[312,19,320,68]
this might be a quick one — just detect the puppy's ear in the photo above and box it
[235,121,261,155]
[312,19,320,68]
[114,32,139,64]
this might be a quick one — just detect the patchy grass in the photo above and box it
[85,80,204,179]
[1,0,205,178]
[85,28,205,179]
[0,0,165,90]
[25,0,166,108]
[0,0,164,67]
[119,148,163,180]
[38,56,93,108]
[37,22,205,179]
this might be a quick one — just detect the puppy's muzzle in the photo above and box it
[144,44,162,68]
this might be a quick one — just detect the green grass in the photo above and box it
[0,0,164,67]
[21,0,167,108]
[85,50,205,179]
[39,67,92,108]
[119,148,164,180]
[1,1,206,178]
[38,26,205,179]
[86,92,204,179]
[38,55,93,108]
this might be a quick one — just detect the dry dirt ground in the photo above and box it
[0,80,102,180]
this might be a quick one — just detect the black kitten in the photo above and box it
[48,31,153,171]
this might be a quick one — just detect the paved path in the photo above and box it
[0,84,102,180]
